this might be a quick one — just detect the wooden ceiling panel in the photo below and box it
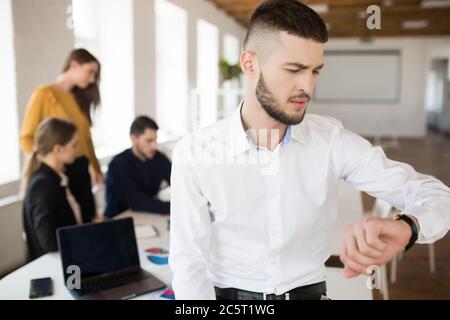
[208,0,450,37]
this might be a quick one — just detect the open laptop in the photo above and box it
[57,217,167,300]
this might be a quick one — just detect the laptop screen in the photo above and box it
[57,217,140,282]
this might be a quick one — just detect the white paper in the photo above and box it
[135,225,158,238]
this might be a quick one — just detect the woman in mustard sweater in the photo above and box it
[20,49,103,223]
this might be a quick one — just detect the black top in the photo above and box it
[105,149,171,218]
[23,164,77,261]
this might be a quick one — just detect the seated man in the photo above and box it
[105,116,171,218]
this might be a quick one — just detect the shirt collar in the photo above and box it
[228,102,252,157]
[281,125,292,146]
[290,122,306,144]
[228,101,306,157]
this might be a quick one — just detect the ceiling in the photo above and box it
[208,0,450,38]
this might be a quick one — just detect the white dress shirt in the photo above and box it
[169,103,450,300]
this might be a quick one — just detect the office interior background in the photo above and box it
[0,0,450,300]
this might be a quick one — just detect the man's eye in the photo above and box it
[286,69,299,73]
[313,70,321,75]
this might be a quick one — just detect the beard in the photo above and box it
[133,144,155,160]
[256,72,309,125]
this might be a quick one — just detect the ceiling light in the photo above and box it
[421,0,450,8]
[402,20,429,29]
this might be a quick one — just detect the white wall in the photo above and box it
[133,0,157,119]
[7,0,73,197]
[12,0,74,125]
[312,36,450,138]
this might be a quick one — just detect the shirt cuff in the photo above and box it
[404,205,446,244]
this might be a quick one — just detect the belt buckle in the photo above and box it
[263,292,290,300]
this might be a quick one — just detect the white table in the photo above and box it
[0,202,373,300]
[0,211,172,300]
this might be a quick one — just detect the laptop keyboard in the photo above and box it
[78,271,150,295]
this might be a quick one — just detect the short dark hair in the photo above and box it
[130,116,159,136]
[243,0,328,50]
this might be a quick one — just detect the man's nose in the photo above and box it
[295,74,316,95]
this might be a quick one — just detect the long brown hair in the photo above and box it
[22,118,77,193]
[62,48,101,124]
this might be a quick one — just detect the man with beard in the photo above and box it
[169,0,450,300]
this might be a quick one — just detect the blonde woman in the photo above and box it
[22,118,103,261]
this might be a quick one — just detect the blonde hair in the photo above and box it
[21,118,77,194]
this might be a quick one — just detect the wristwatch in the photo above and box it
[393,213,419,252]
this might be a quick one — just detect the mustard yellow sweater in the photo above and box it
[20,85,101,173]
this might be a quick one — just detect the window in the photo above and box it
[72,0,134,159]
[0,0,20,186]
[224,34,240,65]
[222,34,242,119]
[197,19,219,129]
[155,0,188,137]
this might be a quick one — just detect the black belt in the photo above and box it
[214,281,327,300]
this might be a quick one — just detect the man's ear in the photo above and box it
[240,50,258,76]
[130,134,138,145]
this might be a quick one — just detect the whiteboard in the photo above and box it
[315,50,401,103]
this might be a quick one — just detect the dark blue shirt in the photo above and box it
[105,149,171,218]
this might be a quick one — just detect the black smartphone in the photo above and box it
[29,277,53,299]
